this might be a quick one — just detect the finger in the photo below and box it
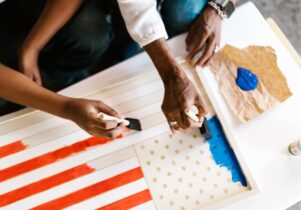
[181,99,204,128]
[204,32,220,66]
[196,36,216,67]
[181,103,203,128]
[203,53,215,66]
[195,100,207,124]
[24,72,34,81]
[181,110,202,130]
[90,123,125,139]
[187,27,210,60]
[34,73,42,86]
[94,118,118,130]
[186,30,194,51]
[96,101,123,119]
[174,111,186,130]
[165,110,185,132]
[165,112,177,133]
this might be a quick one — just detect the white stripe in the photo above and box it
[3,158,139,210]
[88,147,136,171]
[0,112,48,136]
[85,71,159,101]
[0,117,66,146]
[124,102,161,119]
[130,200,157,210]
[25,123,79,147]
[103,81,162,106]
[65,179,148,210]
[0,122,169,194]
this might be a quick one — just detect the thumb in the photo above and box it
[33,70,42,86]
[24,71,35,82]
[195,100,207,122]
[96,101,123,119]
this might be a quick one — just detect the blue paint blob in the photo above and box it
[236,67,258,91]
[208,117,247,187]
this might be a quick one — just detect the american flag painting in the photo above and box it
[0,74,166,209]
[0,95,167,210]
[0,137,155,210]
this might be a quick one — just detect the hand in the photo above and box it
[18,47,42,85]
[161,66,206,132]
[186,6,222,67]
[64,98,126,138]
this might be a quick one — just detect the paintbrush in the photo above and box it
[199,117,212,140]
[185,108,212,140]
[97,112,142,131]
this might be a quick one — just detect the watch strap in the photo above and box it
[208,1,228,19]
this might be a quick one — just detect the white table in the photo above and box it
[1,2,301,210]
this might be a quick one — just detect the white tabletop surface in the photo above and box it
[1,2,300,210]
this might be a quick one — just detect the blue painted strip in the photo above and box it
[208,116,247,187]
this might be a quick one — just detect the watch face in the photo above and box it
[224,1,235,17]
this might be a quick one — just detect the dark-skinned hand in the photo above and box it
[161,66,206,132]
[186,6,222,66]
[64,98,126,138]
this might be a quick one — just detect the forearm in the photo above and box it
[22,0,84,52]
[0,64,70,118]
[144,38,185,83]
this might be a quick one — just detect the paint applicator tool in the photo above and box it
[97,112,142,131]
[185,106,212,140]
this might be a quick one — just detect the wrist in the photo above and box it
[204,5,223,20]
[57,96,75,120]
[20,40,43,58]
[19,45,39,62]
[144,38,186,83]
[160,63,187,85]
[207,0,235,18]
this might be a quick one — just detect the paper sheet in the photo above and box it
[209,45,292,122]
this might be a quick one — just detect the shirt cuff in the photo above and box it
[117,0,168,47]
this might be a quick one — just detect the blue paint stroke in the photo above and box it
[236,67,258,91]
[208,116,247,187]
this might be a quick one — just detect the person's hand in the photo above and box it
[18,47,42,85]
[64,98,126,138]
[161,66,206,132]
[186,6,222,67]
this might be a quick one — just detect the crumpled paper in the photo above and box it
[209,45,292,122]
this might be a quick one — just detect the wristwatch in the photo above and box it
[208,0,235,19]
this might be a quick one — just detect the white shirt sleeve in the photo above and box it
[117,0,168,47]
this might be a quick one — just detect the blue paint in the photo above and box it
[236,67,258,91]
[207,117,247,187]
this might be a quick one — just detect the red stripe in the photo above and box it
[31,167,143,210]
[0,136,115,182]
[97,189,152,210]
[0,164,95,207]
[0,140,27,158]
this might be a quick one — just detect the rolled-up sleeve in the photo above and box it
[117,0,168,47]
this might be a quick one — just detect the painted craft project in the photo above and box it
[0,60,257,210]
[209,45,292,122]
